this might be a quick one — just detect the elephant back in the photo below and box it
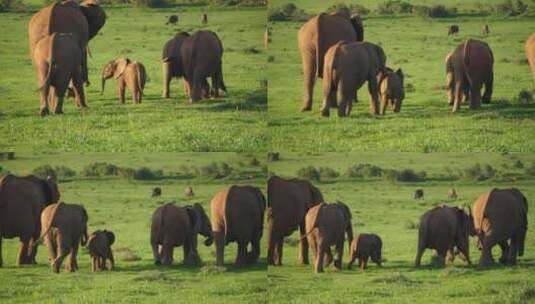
[225,185,263,242]
[153,203,189,246]
[182,30,223,79]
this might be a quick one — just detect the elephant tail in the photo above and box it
[39,32,58,91]
[300,203,324,241]
[462,39,473,86]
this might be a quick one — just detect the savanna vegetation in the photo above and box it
[267,0,535,152]
[268,152,535,303]
[0,1,267,152]
[0,153,267,303]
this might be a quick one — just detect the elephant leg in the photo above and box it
[266,229,275,265]
[334,241,343,271]
[298,223,309,265]
[211,75,219,98]
[183,80,192,97]
[368,77,380,115]
[190,73,204,103]
[336,81,350,118]
[162,62,171,98]
[308,236,318,267]
[446,248,455,264]
[37,63,50,116]
[44,235,57,266]
[248,234,261,264]
[235,241,247,267]
[348,253,357,270]
[479,236,495,267]
[275,239,283,266]
[109,252,115,270]
[469,82,482,110]
[161,242,174,266]
[315,242,326,273]
[53,236,70,274]
[452,81,464,113]
[72,72,87,108]
[118,82,126,104]
[323,247,333,267]
[17,239,30,266]
[482,73,493,104]
[301,50,316,112]
[91,256,96,272]
[214,231,225,267]
[151,240,161,266]
[320,86,335,117]
[0,236,3,267]
[68,243,79,272]
[380,93,388,115]
[415,239,425,267]
[507,236,518,266]
[498,241,509,265]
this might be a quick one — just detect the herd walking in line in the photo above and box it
[0,173,529,274]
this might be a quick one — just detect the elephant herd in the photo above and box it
[0,174,529,274]
[298,11,535,116]
[28,0,226,116]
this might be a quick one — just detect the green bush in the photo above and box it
[32,165,57,180]
[267,152,280,162]
[376,0,413,14]
[296,166,320,182]
[428,5,456,17]
[133,167,163,180]
[82,162,119,177]
[132,0,166,8]
[514,160,525,169]
[494,0,528,16]
[268,3,309,21]
[196,162,233,179]
[397,169,426,182]
[249,157,261,166]
[117,167,136,179]
[346,163,383,178]
[463,163,497,181]
[319,167,339,180]
[327,3,370,15]
[54,166,76,180]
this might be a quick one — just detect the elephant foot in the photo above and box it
[320,110,330,118]
[39,108,50,117]
[154,260,161,266]
[300,105,312,112]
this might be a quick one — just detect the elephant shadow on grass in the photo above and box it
[198,88,267,113]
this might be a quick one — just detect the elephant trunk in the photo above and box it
[101,77,106,95]
[81,227,88,246]
[203,230,213,246]
[346,224,354,246]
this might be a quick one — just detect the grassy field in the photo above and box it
[0,153,267,303]
[0,5,267,152]
[267,0,535,152]
[267,152,535,303]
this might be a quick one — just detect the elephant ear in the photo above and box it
[395,69,404,83]
[350,14,364,41]
[42,176,60,205]
[80,0,106,41]
[309,183,324,207]
[186,206,202,233]
[114,58,130,79]
[104,230,115,246]
[336,200,352,222]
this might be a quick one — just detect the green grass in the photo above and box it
[0,153,267,303]
[268,152,535,303]
[268,0,535,152]
[0,6,267,152]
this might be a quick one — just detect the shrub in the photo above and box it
[249,157,261,166]
[376,0,413,14]
[494,0,528,16]
[514,160,525,169]
[133,167,163,180]
[382,169,399,182]
[463,163,496,181]
[296,166,320,182]
[518,89,534,104]
[346,163,383,178]
[268,3,309,21]
[267,152,280,161]
[397,169,426,182]
[526,163,535,176]
[428,5,456,17]
[281,2,297,15]
[32,165,57,180]
[132,0,166,7]
[117,167,136,179]
[82,162,119,177]
[327,3,370,15]
[319,167,339,180]
[54,166,76,180]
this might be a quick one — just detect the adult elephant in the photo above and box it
[415,205,474,267]
[445,39,494,113]
[298,12,364,112]
[28,0,106,85]
[0,174,60,267]
[526,33,535,82]
[266,176,324,266]
[161,30,226,102]
[210,185,265,267]
[150,203,212,266]
[472,188,528,267]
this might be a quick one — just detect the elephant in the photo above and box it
[152,187,162,197]
[101,58,147,104]
[448,188,458,199]
[28,0,106,85]
[415,205,474,267]
[39,202,88,273]
[166,15,178,25]
[33,33,86,116]
[481,24,490,36]
[161,30,226,102]
[298,12,364,112]
[210,185,265,266]
[348,233,383,271]
[414,189,424,200]
[379,67,405,114]
[150,203,212,266]
[266,176,324,266]
[0,174,60,267]
[448,25,459,36]
[87,229,115,272]
[201,13,208,24]
[526,33,535,83]
[321,41,387,117]
[184,186,194,197]
[304,201,353,273]
[445,39,494,112]
[472,188,528,267]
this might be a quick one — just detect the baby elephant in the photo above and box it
[101,57,147,104]
[348,233,383,271]
[379,67,405,114]
[87,230,115,272]
[33,33,86,116]
[305,201,353,273]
